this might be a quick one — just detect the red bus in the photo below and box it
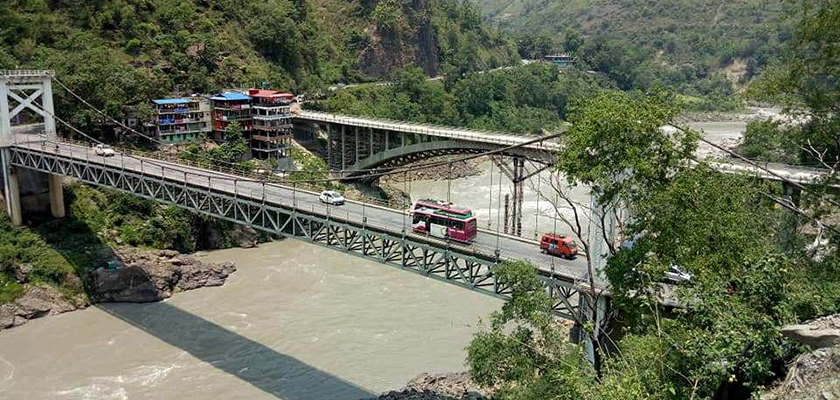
[411,199,478,243]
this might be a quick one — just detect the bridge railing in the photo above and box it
[0,69,55,78]
[12,135,590,283]
[16,136,512,258]
[297,111,564,150]
[39,136,410,210]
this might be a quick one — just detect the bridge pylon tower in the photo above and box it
[0,70,64,225]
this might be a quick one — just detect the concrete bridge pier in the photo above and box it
[779,181,803,250]
[48,174,64,218]
[1,149,22,226]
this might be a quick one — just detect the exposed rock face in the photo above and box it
[782,314,840,349]
[92,248,236,303]
[366,372,488,400]
[763,314,840,400]
[0,286,87,330]
[359,17,440,78]
[12,263,33,283]
[200,222,260,250]
[761,347,840,400]
[380,156,483,183]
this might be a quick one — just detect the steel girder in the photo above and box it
[9,146,583,320]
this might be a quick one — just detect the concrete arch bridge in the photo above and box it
[293,110,560,174]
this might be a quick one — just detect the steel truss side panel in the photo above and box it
[8,147,582,321]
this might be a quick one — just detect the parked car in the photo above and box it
[94,144,115,157]
[539,233,578,259]
[621,235,693,285]
[664,264,693,284]
[319,190,345,205]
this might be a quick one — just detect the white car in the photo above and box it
[94,144,116,157]
[664,264,693,284]
[319,190,345,205]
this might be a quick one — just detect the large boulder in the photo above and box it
[91,248,236,303]
[782,315,840,349]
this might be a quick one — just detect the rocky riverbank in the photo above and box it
[676,106,789,124]
[0,247,236,331]
[365,372,488,400]
[380,156,484,183]
[762,314,840,399]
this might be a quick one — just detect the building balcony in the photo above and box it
[216,115,252,122]
[158,117,207,125]
[252,125,293,132]
[252,134,292,143]
[156,108,193,114]
[214,104,251,111]
[252,113,292,121]
[158,127,210,136]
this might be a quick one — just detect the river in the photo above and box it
[0,119,750,400]
[0,241,502,400]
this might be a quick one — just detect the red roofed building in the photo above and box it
[247,89,294,161]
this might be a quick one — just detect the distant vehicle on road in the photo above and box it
[94,144,115,157]
[539,233,578,259]
[411,199,477,243]
[620,235,693,285]
[319,190,345,205]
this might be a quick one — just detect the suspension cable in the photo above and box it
[495,156,503,251]
[487,156,494,228]
[534,164,541,239]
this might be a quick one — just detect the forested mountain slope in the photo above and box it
[475,0,792,100]
[0,0,516,129]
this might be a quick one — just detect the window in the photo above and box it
[430,215,448,227]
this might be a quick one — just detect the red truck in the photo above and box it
[540,234,578,259]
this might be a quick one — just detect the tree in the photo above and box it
[212,122,249,165]
[558,90,698,206]
[563,27,583,54]
[469,91,827,399]
[750,0,840,167]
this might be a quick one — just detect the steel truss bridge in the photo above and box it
[6,137,595,322]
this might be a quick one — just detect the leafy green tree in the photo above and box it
[750,0,840,167]
[468,90,837,399]
[563,27,583,54]
[212,122,249,165]
[737,120,799,163]
[558,90,698,205]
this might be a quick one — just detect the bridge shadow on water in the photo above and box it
[96,301,375,400]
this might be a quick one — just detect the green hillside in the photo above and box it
[475,0,793,101]
[0,0,516,133]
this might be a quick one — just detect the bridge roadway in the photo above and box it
[9,134,590,280]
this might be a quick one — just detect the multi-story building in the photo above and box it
[152,97,212,143]
[247,89,294,161]
[545,54,574,69]
[210,91,252,141]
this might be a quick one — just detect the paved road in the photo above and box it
[10,134,591,281]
